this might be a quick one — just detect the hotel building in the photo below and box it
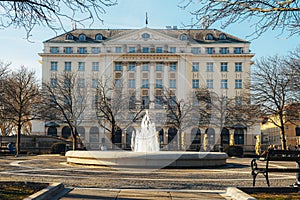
[38,27,259,151]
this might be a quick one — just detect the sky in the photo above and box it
[0,0,299,80]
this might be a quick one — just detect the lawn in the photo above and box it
[0,181,48,200]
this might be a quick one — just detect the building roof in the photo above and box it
[44,28,249,44]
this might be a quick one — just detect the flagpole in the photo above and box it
[146,12,148,27]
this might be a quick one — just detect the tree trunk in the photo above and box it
[16,124,21,156]
[280,128,287,150]
[71,128,77,151]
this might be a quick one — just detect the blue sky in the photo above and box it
[0,0,299,79]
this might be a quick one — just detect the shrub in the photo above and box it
[51,142,66,154]
[225,145,243,157]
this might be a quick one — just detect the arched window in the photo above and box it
[47,127,57,137]
[95,34,103,41]
[221,128,230,145]
[89,127,99,143]
[296,127,300,136]
[112,127,122,144]
[66,34,74,40]
[205,34,214,40]
[157,128,164,145]
[126,126,135,148]
[77,126,85,142]
[62,126,71,139]
[234,129,244,144]
[168,127,178,150]
[219,34,227,40]
[191,128,201,145]
[142,33,150,40]
[78,34,86,41]
[206,128,215,145]
[180,34,188,41]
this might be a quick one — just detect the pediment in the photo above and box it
[104,28,186,45]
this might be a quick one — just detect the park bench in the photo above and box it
[251,149,300,186]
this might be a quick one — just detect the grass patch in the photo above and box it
[0,181,48,200]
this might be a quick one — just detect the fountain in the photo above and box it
[66,111,228,168]
[132,110,159,152]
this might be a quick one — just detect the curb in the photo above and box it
[24,182,64,200]
[226,187,257,200]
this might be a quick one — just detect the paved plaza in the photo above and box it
[0,154,297,199]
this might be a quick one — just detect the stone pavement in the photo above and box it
[59,188,228,200]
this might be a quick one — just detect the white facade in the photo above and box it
[39,27,257,151]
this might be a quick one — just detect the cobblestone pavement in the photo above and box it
[0,154,297,190]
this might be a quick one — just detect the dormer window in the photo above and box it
[66,34,74,40]
[95,34,103,41]
[78,34,86,41]
[219,34,227,40]
[180,34,188,41]
[142,33,150,40]
[205,34,214,40]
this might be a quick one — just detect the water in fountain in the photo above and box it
[131,110,160,152]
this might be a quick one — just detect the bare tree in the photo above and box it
[161,88,193,150]
[95,76,144,147]
[251,54,299,150]
[0,0,117,38]
[0,66,40,156]
[41,72,87,150]
[180,0,300,37]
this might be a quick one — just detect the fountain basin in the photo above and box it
[66,151,228,168]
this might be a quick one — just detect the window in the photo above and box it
[95,34,103,41]
[220,62,228,72]
[141,96,149,109]
[155,96,163,108]
[192,62,199,72]
[206,47,214,54]
[156,79,162,88]
[142,79,149,88]
[50,47,59,54]
[235,63,242,72]
[79,34,86,41]
[128,79,135,88]
[180,34,188,40]
[191,47,200,54]
[192,79,199,88]
[206,62,213,72]
[221,79,228,89]
[219,34,227,40]
[115,47,122,53]
[235,79,242,89]
[77,96,84,105]
[66,34,74,40]
[64,79,71,88]
[50,78,57,88]
[78,79,85,88]
[64,47,73,54]
[115,62,122,71]
[92,62,99,71]
[78,62,85,71]
[129,96,136,109]
[206,79,213,89]
[156,47,163,53]
[78,47,86,54]
[65,62,72,71]
[234,47,242,54]
[50,62,58,71]
[170,79,176,88]
[156,63,163,71]
[235,96,242,106]
[92,47,100,54]
[142,63,149,71]
[205,34,214,40]
[128,62,136,71]
[142,47,149,53]
[170,63,176,71]
[220,47,229,54]
[129,47,136,53]
[92,79,98,88]
[142,33,150,39]
[170,47,176,53]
